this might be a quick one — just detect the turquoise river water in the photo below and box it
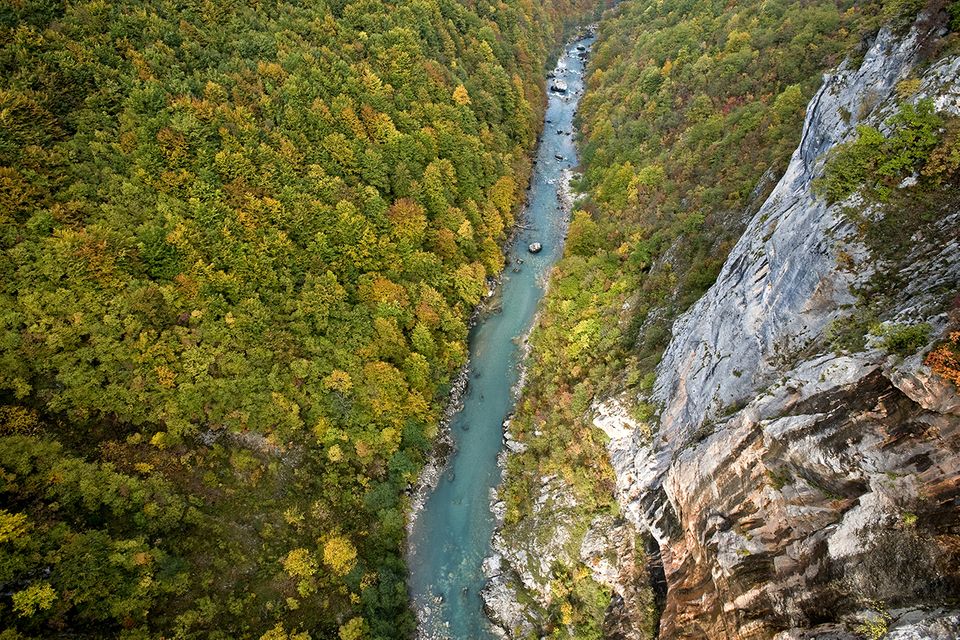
[407,32,595,639]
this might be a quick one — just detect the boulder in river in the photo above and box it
[528,242,542,254]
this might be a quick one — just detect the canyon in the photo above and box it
[488,10,960,640]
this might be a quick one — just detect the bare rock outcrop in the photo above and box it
[597,18,960,640]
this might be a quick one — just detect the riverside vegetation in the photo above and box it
[0,0,602,637]
[496,0,960,636]
[3,0,959,637]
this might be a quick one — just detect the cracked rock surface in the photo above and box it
[596,19,960,640]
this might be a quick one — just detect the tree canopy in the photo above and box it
[0,0,600,636]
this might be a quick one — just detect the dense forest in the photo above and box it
[0,0,601,636]
[5,0,959,636]
[496,0,960,635]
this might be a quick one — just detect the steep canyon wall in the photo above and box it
[597,19,960,639]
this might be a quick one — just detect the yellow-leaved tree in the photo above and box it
[453,84,471,106]
[323,535,358,577]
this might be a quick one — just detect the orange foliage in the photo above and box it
[925,332,960,387]
[415,287,443,327]
[359,276,408,308]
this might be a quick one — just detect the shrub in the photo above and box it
[877,322,931,356]
[826,309,877,353]
[926,331,960,386]
[818,125,886,202]
[818,99,945,203]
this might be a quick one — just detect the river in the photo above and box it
[407,30,595,639]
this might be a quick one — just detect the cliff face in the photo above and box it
[597,20,960,639]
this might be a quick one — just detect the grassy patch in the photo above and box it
[766,468,792,491]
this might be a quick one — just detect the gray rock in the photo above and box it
[593,19,960,640]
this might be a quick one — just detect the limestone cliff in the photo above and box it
[597,17,960,640]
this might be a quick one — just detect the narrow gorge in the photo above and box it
[408,30,596,639]
[487,3,960,640]
[2,0,959,638]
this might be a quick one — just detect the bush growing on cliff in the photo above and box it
[818,125,888,202]
[927,332,960,386]
[818,99,944,202]
[877,322,931,356]
[826,309,878,353]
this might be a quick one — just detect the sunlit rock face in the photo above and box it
[599,17,960,640]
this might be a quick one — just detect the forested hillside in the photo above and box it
[0,0,599,636]
[495,0,959,635]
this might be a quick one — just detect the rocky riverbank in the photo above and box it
[479,29,661,639]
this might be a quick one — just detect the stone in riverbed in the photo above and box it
[528,242,542,253]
